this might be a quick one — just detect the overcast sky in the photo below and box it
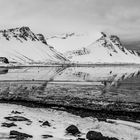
[0,0,140,50]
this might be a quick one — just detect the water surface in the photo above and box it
[0,66,140,103]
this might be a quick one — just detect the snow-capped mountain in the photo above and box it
[47,32,100,53]
[64,32,140,64]
[1,27,140,65]
[0,27,68,65]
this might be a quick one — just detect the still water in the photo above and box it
[0,66,140,103]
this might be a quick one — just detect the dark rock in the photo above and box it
[86,131,103,140]
[107,138,119,140]
[37,34,48,45]
[97,118,107,122]
[26,122,32,126]
[76,138,85,140]
[101,32,107,37]
[11,110,23,114]
[4,116,31,122]
[1,122,17,128]
[66,125,80,135]
[0,57,9,64]
[39,120,43,123]
[42,121,51,127]
[19,26,30,32]
[86,131,119,140]
[107,120,116,124]
[9,130,33,139]
[42,134,53,138]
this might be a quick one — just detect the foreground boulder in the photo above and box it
[41,121,51,127]
[4,116,31,122]
[11,110,23,114]
[66,125,80,135]
[1,122,17,128]
[9,130,33,139]
[42,134,53,138]
[86,131,103,140]
[86,131,119,140]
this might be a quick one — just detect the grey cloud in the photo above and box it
[0,0,140,49]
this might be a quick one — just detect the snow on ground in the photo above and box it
[0,103,140,140]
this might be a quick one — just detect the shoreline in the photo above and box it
[0,98,140,123]
[1,63,140,68]
[0,102,139,140]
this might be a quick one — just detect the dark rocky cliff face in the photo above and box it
[0,26,48,45]
[36,34,48,45]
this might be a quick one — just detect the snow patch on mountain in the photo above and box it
[47,32,101,53]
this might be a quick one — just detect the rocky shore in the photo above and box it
[0,103,140,140]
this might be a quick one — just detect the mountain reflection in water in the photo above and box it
[0,66,140,103]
